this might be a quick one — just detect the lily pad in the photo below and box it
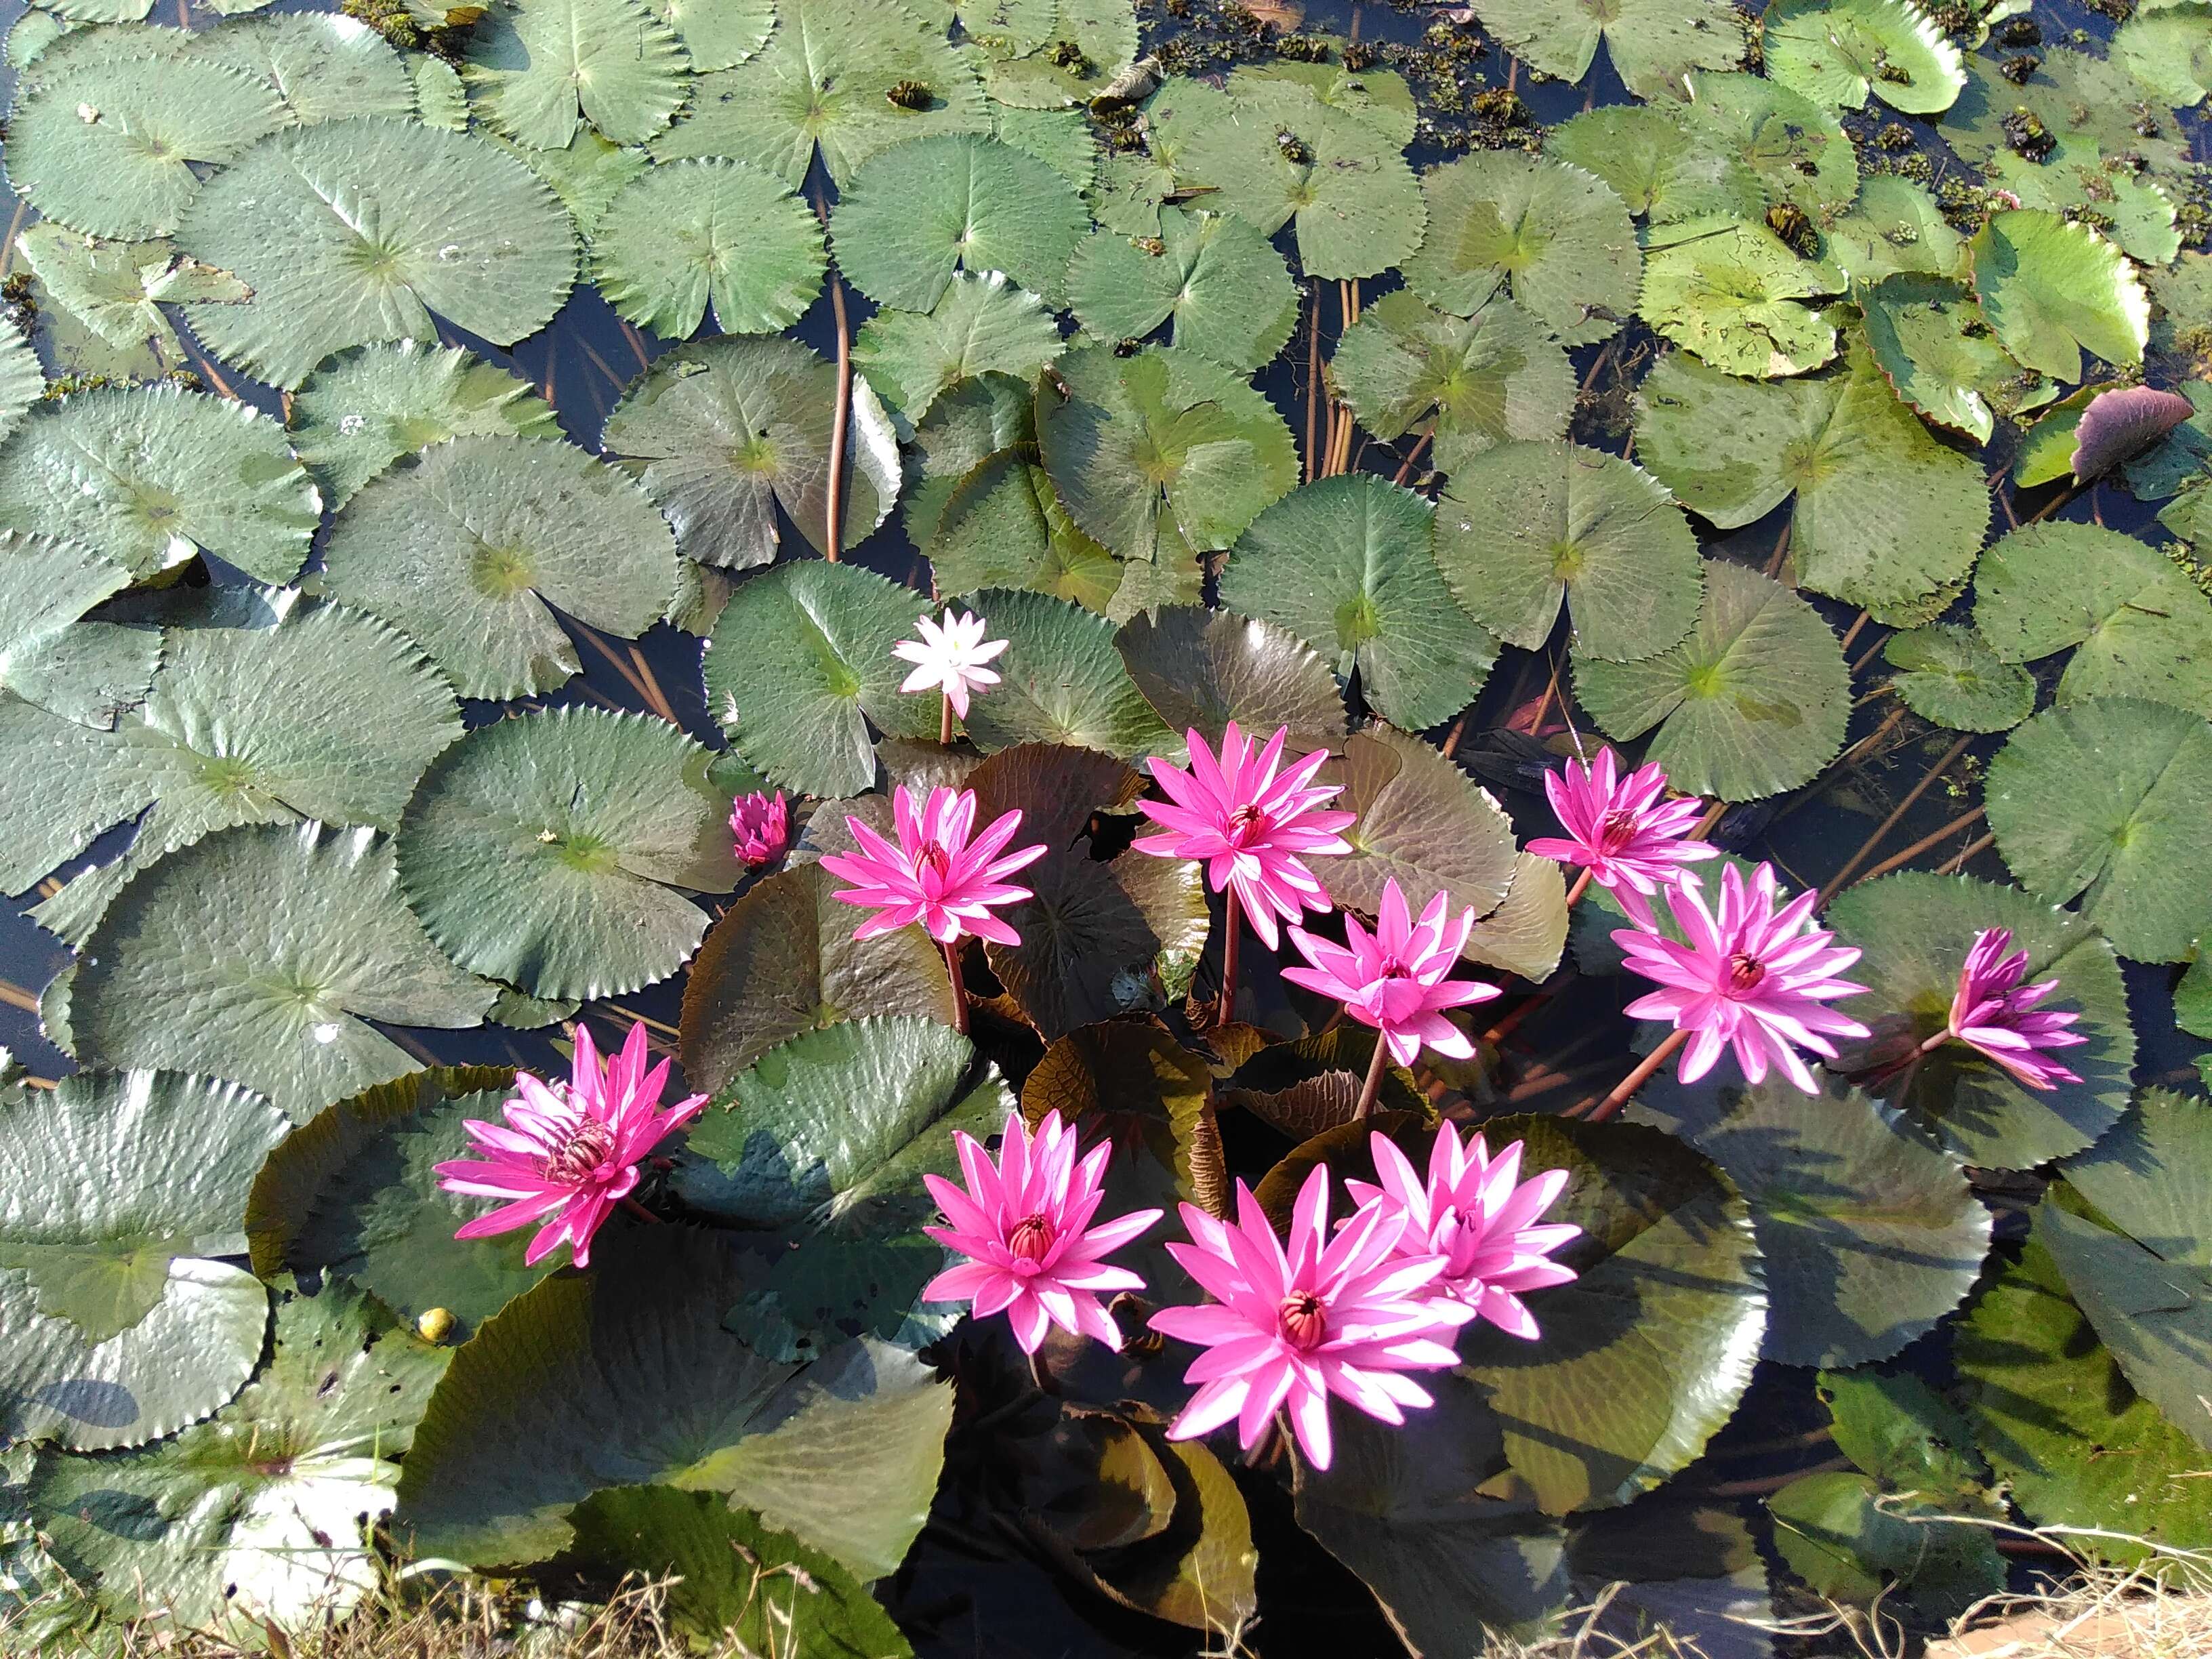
[1221,476,1497,733]
[2036,1200,2212,1456]
[649,0,775,69]
[1984,697,2212,962]
[464,0,691,150]
[1065,207,1297,373]
[924,447,1127,610]
[319,434,678,701]
[1435,441,1702,662]
[1985,134,2182,270]
[1544,106,1766,226]
[1631,1071,1988,1367]
[0,1069,286,1450]
[980,0,1138,108]
[0,383,321,583]
[1321,722,1519,926]
[903,373,1036,546]
[1573,560,1849,802]
[2112,2,2212,108]
[1467,0,1745,98]
[1674,73,1860,213]
[287,342,560,510]
[602,335,901,566]
[2064,1089,2212,1276]
[1824,874,2135,1168]
[704,559,934,797]
[0,316,37,447]
[0,529,144,730]
[396,708,737,1001]
[495,127,652,235]
[1112,604,1347,756]
[1763,0,1965,114]
[1970,211,2148,384]
[1881,624,2035,733]
[70,822,497,1123]
[394,1225,954,1576]
[853,272,1064,423]
[832,134,1089,311]
[12,225,250,360]
[1403,152,1640,348]
[1818,176,1969,286]
[954,588,1170,758]
[1639,218,1845,379]
[176,116,579,389]
[186,12,418,125]
[1862,274,2045,445]
[31,1277,451,1631]
[592,158,826,340]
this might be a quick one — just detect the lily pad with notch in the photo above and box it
[954,588,1170,759]
[1467,0,1745,99]
[853,271,1064,424]
[1544,106,1767,226]
[1969,211,2148,385]
[591,157,827,340]
[1880,623,2034,733]
[1112,605,1347,758]
[1639,216,1846,380]
[1065,207,1298,374]
[1762,0,1965,115]
[463,0,692,150]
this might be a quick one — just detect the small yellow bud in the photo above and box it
[416,1307,456,1345]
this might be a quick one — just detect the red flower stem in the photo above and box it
[1028,1345,1059,1395]
[1354,1032,1391,1119]
[940,690,954,745]
[810,180,849,562]
[1585,1028,1689,1124]
[943,939,970,1036]
[1563,867,1593,909]
[620,1195,661,1224]
[1216,885,1242,1027]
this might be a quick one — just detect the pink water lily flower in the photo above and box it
[1933,927,2088,1091]
[1527,745,1717,923]
[1347,1127,1580,1339]
[1149,1168,1467,1471]
[435,1022,705,1269]
[1614,862,1870,1094]
[922,1109,1162,1353]
[819,783,1047,947]
[895,608,1008,720]
[1133,722,1357,949]
[729,789,790,869]
[1282,878,1500,1066]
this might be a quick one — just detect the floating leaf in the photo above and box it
[991,102,1096,193]
[1824,873,2135,1167]
[1543,105,1765,225]
[464,0,691,149]
[981,0,1138,108]
[2112,2,2212,108]
[0,1069,285,1450]
[903,373,1035,546]
[1436,441,1702,662]
[320,435,677,701]
[1984,697,2212,962]
[1329,292,1575,476]
[954,588,1170,758]
[2072,386,2195,482]
[1769,1467,2001,1617]
[411,54,468,127]
[1221,476,1496,733]
[1881,623,2034,733]
[1974,522,2212,719]
[397,708,737,1001]
[176,116,578,389]
[1467,0,1744,98]
[1065,207,1296,373]
[0,315,37,447]
[649,0,775,69]
[705,559,933,797]
[1639,218,1845,379]
[1864,274,2057,447]
[925,447,1127,611]
[495,127,651,235]
[1403,152,1639,348]
[31,1277,449,1631]
[603,336,901,566]
[1322,722,1519,926]
[287,342,560,510]
[71,822,496,1122]
[1675,73,1859,212]
[1817,176,1968,286]
[0,529,143,731]
[853,272,1064,422]
[1574,560,1849,802]
[1762,0,1965,114]
[592,158,825,340]
[0,383,321,583]
[1985,134,2182,269]
[12,224,249,359]
[1970,211,2148,384]
[187,12,417,125]
[1113,604,1347,756]
[1946,49,2192,188]
[1462,851,1570,983]
[2065,1089,2212,1275]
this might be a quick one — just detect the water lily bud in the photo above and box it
[417,1307,456,1345]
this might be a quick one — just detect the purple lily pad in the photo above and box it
[2069,386,2196,480]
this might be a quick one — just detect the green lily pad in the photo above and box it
[602,335,901,566]
[1467,0,1744,98]
[1329,292,1576,477]
[1639,217,1845,379]
[319,434,678,701]
[1573,560,1849,802]
[1973,522,2212,720]
[2112,2,2212,108]
[0,1069,286,1450]
[1984,697,2212,962]
[924,447,1127,611]
[1322,722,1519,926]
[980,0,1138,108]
[832,134,1086,312]
[953,588,1170,758]
[1818,176,1969,286]
[396,708,738,1001]
[1631,1071,1988,1367]
[1763,0,1965,114]
[1946,49,2192,188]
[4,56,285,237]
[1065,207,1297,373]
[1037,343,1297,560]
[1221,476,1497,733]
[1463,851,1571,983]
[464,0,691,149]
[1824,873,2135,1168]
[1403,152,1640,348]
[411,52,468,127]
[0,529,144,731]
[2036,1199,2212,1456]
[0,382,321,583]
[0,314,37,447]
[1544,106,1766,225]
[1881,623,2035,733]
[1769,1467,2001,1617]
[12,224,250,360]
[175,116,578,389]
[32,1277,450,1631]
[495,126,651,235]
[1986,134,2182,270]
[649,0,775,69]
[902,373,1036,546]
[2065,1089,2212,1275]
[1674,73,1860,212]
[853,272,1064,423]
[991,102,1097,192]
[287,341,560,510]
[592,158,826,340]
[244,1065,552,1345]
[704,559,934,798]
[1435,441,1702,662]
[653,0,988,187]
[1970,211,2148,384]
[1863,274,2053,444]
[1112,604,1347,756]
[71,822,497,1122]
[1635,346,1991,620]
[394,1225,954,1577]
[186,12,418,125]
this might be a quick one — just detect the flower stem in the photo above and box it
[620,1195,661,1224]
[940,690,954,745]
[1563,867,1593,909]
[1354,1031,1392,1119]
[1216,885,1242,1027]
[942,939,970,1035]
[1585,1028,1689,1124]
[810,182,850,563]
[1028,1345,1059,1396]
